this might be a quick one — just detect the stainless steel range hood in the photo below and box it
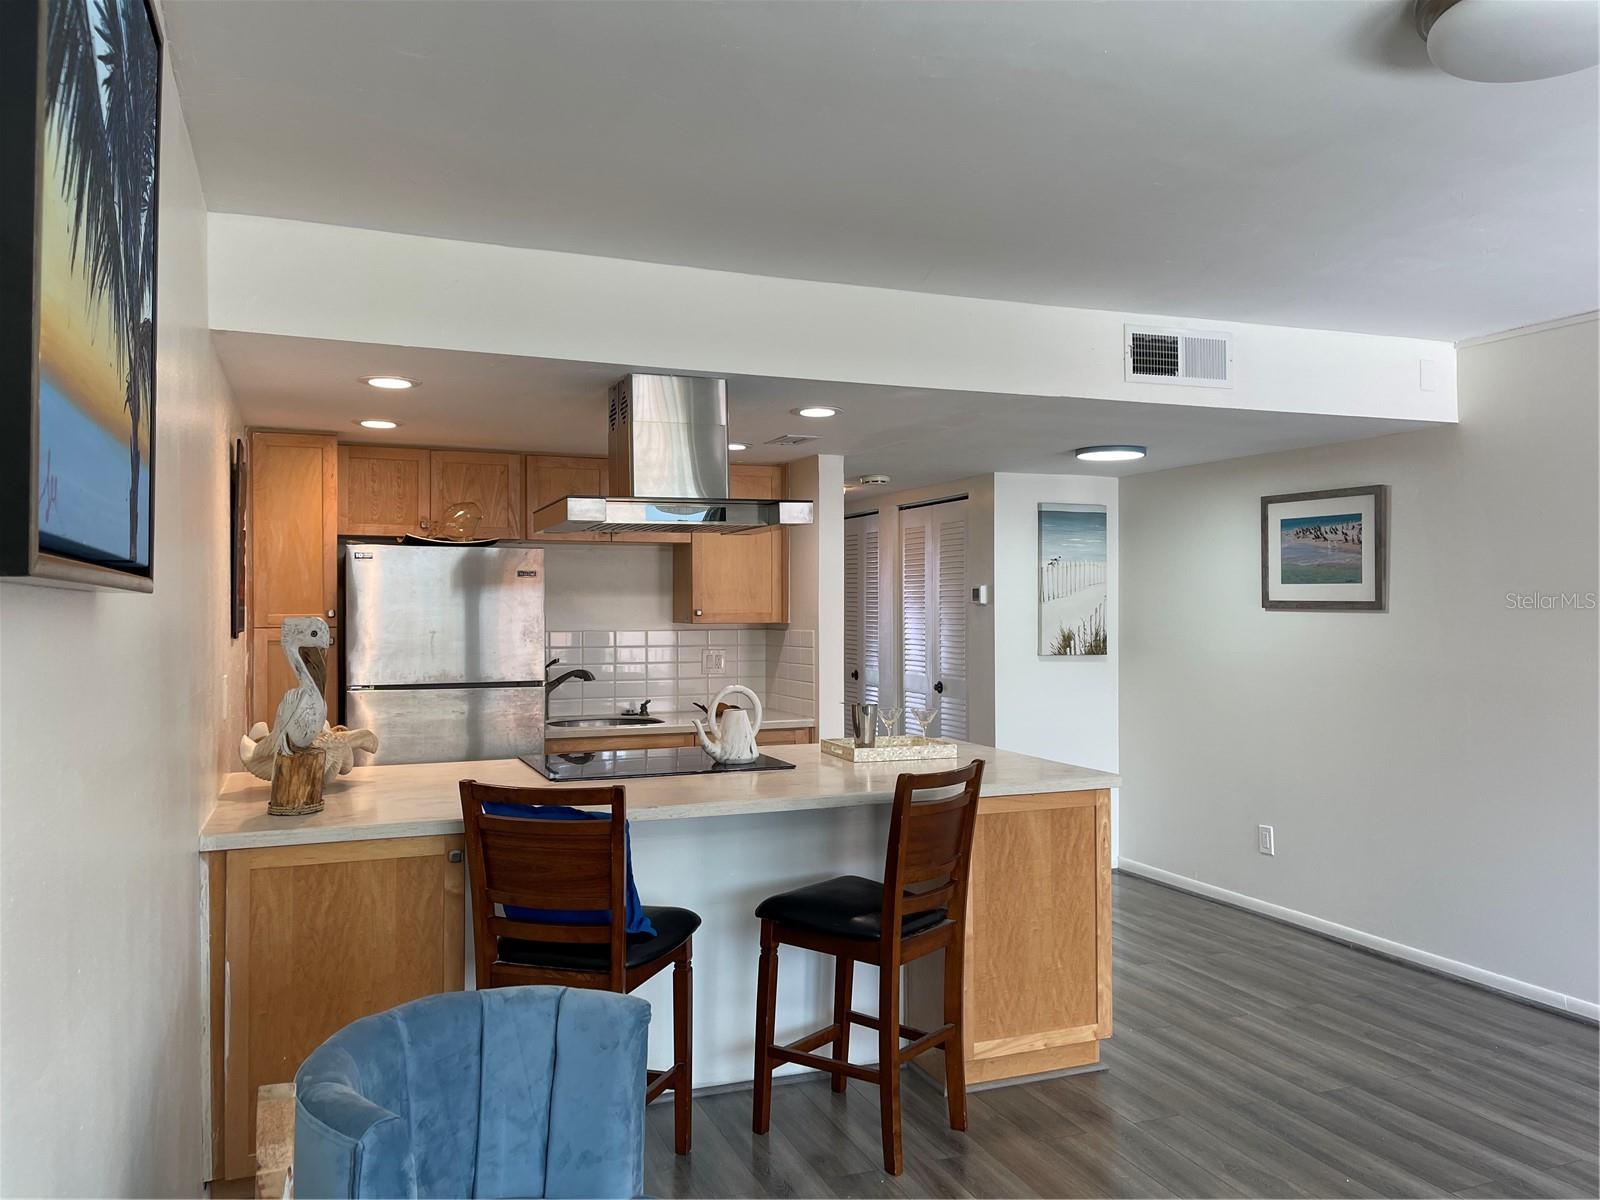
[529,374,814,535]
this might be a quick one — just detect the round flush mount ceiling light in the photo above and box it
[363,375,416,390]
[356,419,401,430]
[727,442,748,452]
[1075,445,1147,462]
[792,406,838,419]
[1415,0,1599,82]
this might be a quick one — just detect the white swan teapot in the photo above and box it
[693,684,764,765]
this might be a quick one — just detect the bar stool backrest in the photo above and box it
[459,780,628,984]
[880,758,985,941]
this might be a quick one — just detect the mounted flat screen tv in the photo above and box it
[1,0,163,590]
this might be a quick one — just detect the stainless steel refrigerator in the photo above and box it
[344,543,546,765]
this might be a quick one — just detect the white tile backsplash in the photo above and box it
[546,625,816,718]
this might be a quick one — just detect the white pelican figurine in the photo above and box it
[269,616,332,760]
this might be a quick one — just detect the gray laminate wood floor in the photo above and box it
[643,872,1599,1199]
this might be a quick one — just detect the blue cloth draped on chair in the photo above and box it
[293,986,648,1199]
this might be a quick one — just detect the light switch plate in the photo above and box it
[703,648,728,675]
[1257,824,1275,856]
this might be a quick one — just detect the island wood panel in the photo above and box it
[249,626,339,729]
[673,464,788,623]
[907,788,1111,1087]
[217,837,465,1181]
[248,432,337,627]
[338,445,431,536]
[431,450,523,539]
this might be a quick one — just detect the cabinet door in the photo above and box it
[338,445,431,536]
[220,837,465,1179]
[249,432,337,627]
[524,454,612,544]
[249,626,339,729]
[673,464,788,623]
[431,451,523,539]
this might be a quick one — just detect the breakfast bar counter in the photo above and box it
[199,743,1117,1184]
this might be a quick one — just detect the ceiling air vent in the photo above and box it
[1125,325,1233,388]
[765,433,821,447]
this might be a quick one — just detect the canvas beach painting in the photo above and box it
[1,0,162,589]
[1039,503,1108,656]
[1261,485,1387,611]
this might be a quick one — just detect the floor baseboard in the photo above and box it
[1116,860,1599,1025]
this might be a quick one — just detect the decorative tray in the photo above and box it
[821,735,958,763]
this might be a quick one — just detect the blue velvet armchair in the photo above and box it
[293,986,649,1199]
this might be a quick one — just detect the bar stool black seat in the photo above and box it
[750,759,985,1175]
[460,780,697,1155]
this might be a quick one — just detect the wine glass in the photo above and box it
[877,704,902,738]
[910,698,940,739]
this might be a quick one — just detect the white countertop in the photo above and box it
[200,743,1120,851]
[545,707,814,739]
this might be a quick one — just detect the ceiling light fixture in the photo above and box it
[727,442,748,452]
[1074,445,1147,462]
[1414,0,1599,82]
[357,419,401,430]
[792,406,838,419]
[363,375,416,390]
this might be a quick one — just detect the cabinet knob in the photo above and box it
[447,850,463,863]
[326,609,336,619]
[694,609,703,617]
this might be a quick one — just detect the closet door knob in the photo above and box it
[934,680,944,694]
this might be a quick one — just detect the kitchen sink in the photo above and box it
[548,717,665,728]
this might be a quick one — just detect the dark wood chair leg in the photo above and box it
[752,921,778,1134]
[673,948,693,1154]
[942,940,968,1131]
[877,958,904,1175]
[830,955,853,1093]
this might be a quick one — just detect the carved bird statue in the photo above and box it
[270,616,332,759]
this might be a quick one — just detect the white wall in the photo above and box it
[0,59,246,1196]
[788,455,845,737]
[208,214,1459,424]
[542,542,675,630]
[1119,316,1599,1015]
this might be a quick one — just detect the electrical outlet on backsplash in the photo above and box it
[544,628,816,720]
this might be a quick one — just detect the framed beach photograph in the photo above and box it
[1261,485,1387,611]
[1039,503,1108,656]
[1,0,163,590]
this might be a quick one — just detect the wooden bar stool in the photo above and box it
[750,759,985,1175]
[460,780,698,1155]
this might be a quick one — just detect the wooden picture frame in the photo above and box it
[1261,485,1387,611]
[1,0,164,591]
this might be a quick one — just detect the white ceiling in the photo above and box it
[165,1,1597,342]
[214,332,1438,493]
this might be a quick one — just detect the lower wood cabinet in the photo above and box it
[906,788,1111,1086]
[207,837,465,1182]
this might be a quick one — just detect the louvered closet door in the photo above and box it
[901,500,967,739]
[844,514,881,709]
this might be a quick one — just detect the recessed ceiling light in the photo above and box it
[363,375,416,390]
[1415,0,1599,82]
[792,406,838,419]
[727,442,748,452]
[357,419,401,430]
[1074,445,1146,462]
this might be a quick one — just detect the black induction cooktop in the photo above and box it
[522,747,798,782]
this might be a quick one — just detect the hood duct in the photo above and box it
[529,374,814,535]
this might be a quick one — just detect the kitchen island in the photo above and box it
[200,743,1117,1183]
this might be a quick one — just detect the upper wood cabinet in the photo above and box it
[249,432,338,627]
[338,445,431,537]
[431,450,523,539]
[672,464,789,624]
[524,454,611,544]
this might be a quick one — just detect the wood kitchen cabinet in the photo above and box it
[248,432,338,628]
[207,837,465,1182]
[524,453,612,543]
[431,450,523,539]
[338,444,432,536]
[672,463,789,624]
